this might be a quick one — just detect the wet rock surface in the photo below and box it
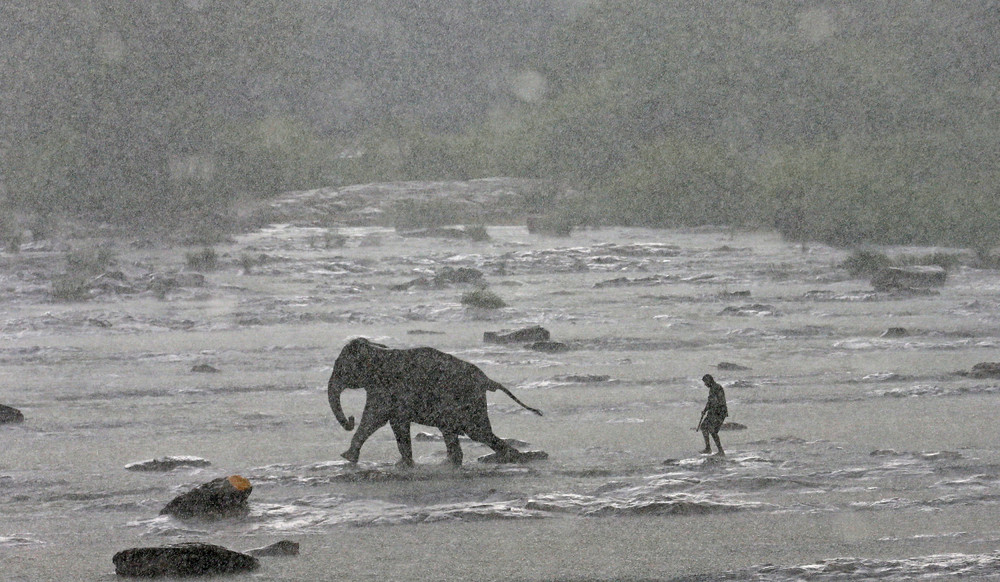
[160,475,252,519]
[247,539,300,557]
[125,456,212,472]
[112,542,259,577]
[483,325,551,344]
[871,265,947,291]
[0,404,24,424]
[968,362,1000,378]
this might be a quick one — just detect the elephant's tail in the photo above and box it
[495,383,543,416]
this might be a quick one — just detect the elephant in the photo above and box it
[328,338,543,466]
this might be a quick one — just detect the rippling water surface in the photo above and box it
[2,226,1000,580]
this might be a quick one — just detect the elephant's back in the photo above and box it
[398,347,493,390]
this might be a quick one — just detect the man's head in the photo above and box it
[702,374,715,385]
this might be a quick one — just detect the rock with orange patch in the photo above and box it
[160,475,253,519]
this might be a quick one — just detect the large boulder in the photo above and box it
[160,475,252,519]
[483,325,550,344]
[112,543,259,577]
[0,404,24,424]
[871,266,946,291]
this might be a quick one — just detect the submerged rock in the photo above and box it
[247,540,300,557]
[720,422,748,431]
[125,456,212,472]
[113,542,259,577]
[880,327,908,338]
[719,304,777,316]
[0,404,24,424]
[160,475,252,519]
[392,266,485,290]
[477,450,549,463]
[483,325,550,344]
[191,363,220,373]
[717,362,751,371]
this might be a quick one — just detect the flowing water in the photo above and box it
[2,226,1000,580]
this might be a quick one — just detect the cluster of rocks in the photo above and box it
[261,178,543,227]
[113,468,299,577]
[55,270,207,300]
[483,325,569,353]
[391,266,485,291]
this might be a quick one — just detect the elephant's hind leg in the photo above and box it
[389,418,415,467]
[467,427,520,463]
[442,430,463,466]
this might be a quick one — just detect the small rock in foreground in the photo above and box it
[113,542,259,577]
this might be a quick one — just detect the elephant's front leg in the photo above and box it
[342,403,389,463]
[389,418,415,467]
[442,430,463,466]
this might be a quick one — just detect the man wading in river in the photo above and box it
[697,374,727,455]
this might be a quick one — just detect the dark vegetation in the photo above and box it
[2,1,998,253]
[461,288,507,310]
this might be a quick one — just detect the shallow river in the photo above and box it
[2,226,1000,580]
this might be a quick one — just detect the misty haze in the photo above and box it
[2,1,1000,580]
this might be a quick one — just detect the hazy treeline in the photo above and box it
[1,1,997,251]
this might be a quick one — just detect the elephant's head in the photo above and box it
[327,338,387,431]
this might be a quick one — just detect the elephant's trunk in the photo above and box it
[327,372,355,431]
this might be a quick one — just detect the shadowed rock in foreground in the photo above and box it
[0,404,24,424]
[160,475,252,519]
[113,543,259,577]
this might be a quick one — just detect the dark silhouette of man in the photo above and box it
[698,374,727,455]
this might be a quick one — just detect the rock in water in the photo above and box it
[160,475,252,519]
[717,362,751,371]
[970,362,1000,378]
[483,325,550,344]
[247,540,300,557]
[477,450,549,463]
[113,543,259,576]
[191,363,220,373]
[871,265,946,291]
[528,340,569,353]
[0,404,24,424]
[881,327,908,338]
[125,456,211,472]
